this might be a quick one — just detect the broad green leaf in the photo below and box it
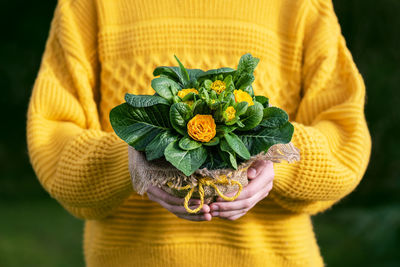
[219,139,238,169]
[145,131,179,160]
[187,69,205,81]
[255,95,269,108]
[109,103,170,149]
[174,55,190,86]
[192,100,210,115]
[151,77,181,101]
[236,73,255,89]
[238,101,263,131]
[216,125,237,135]
[239,121,294,155]
[235,101,249,116]
[200,148,229,170]
[198,67,235,80]
[223,75,233,88]
[125,94,170,107]
[203,137,220,146]
[224,133,251,160]
[153,66,181,83]
[170,102,192,135]
[233,53,260,82]
[179,136,202,150]
[164,141,208,176]
[154,66,204,88]
[260,107,289,128]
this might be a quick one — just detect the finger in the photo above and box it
[247,160,268,179]
[147,185,201,206]
[211,188,267,213]
[176,213,212,222]
[147,191,210,215]
[233,161,274,200]
[211,209,247,219]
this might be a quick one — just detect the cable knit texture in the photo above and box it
[26,0,371,266]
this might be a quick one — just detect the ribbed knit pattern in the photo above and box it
[26,0,371,266]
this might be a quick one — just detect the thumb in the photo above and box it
[247,160,267,179]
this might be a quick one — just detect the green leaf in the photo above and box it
[235,101,249,116]
[224,133,251,160]
[240,121,294,155]
[192,100,210,115]
[109,103,170,149]
[151,77,181,101]
[153,66,181,84]
[203,79,212,89]
[219,139,238,169]
[174,55,190,86]
[234,53,260,81]
[238,101,263,131]
[223,75,233,88]
[236,73,255,89]
[154,66,204,88]
[125,94,170,107]
[216,125,237,135]
[170,102,192,135]
[181,92,196,101]
[260,107,289,128]
[198,67,236,80]
[255,95,269,108]
[179,136,202,150]
[203,137,220,146]
[200,149,229,170]
[145,131,179,160]
[164,141,208,176]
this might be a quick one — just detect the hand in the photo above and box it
[210,160,274,221]
[146,185,212,221]
[128,146,212,222]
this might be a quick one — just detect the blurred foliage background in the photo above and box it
[0,0,399,266]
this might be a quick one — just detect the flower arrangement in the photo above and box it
[110,53,294,176]
[110,54,299,213]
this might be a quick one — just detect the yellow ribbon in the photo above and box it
[168,175,243,214]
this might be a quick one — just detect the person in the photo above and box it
[26,0,371,266]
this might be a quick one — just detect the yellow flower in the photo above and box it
[178,88,198,99]
[187,114,216,143]
[233,89,254,106]
[224,106,236,121]
[210,80,226,94]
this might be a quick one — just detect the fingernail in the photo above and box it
[211,205,219,211]
[248,168,256,177]
[211,211,219,216]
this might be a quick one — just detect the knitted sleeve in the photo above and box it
[269,0,371,215]
[26,0,133,219]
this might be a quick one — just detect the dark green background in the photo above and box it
[0,0,399,266]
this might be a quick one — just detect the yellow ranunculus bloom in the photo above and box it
[178,88,198,99]
[233,89,254,106]
[210,80,226,94]
[224,106,236,121]
[187,114,216,142]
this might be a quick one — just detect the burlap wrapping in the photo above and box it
[129,142,300,204]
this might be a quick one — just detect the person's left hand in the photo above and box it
[210,160,274,220]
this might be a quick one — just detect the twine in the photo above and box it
[167,174,243,214]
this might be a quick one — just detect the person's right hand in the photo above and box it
[146,185,212,222]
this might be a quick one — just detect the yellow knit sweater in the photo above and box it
[27,0,371,266]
